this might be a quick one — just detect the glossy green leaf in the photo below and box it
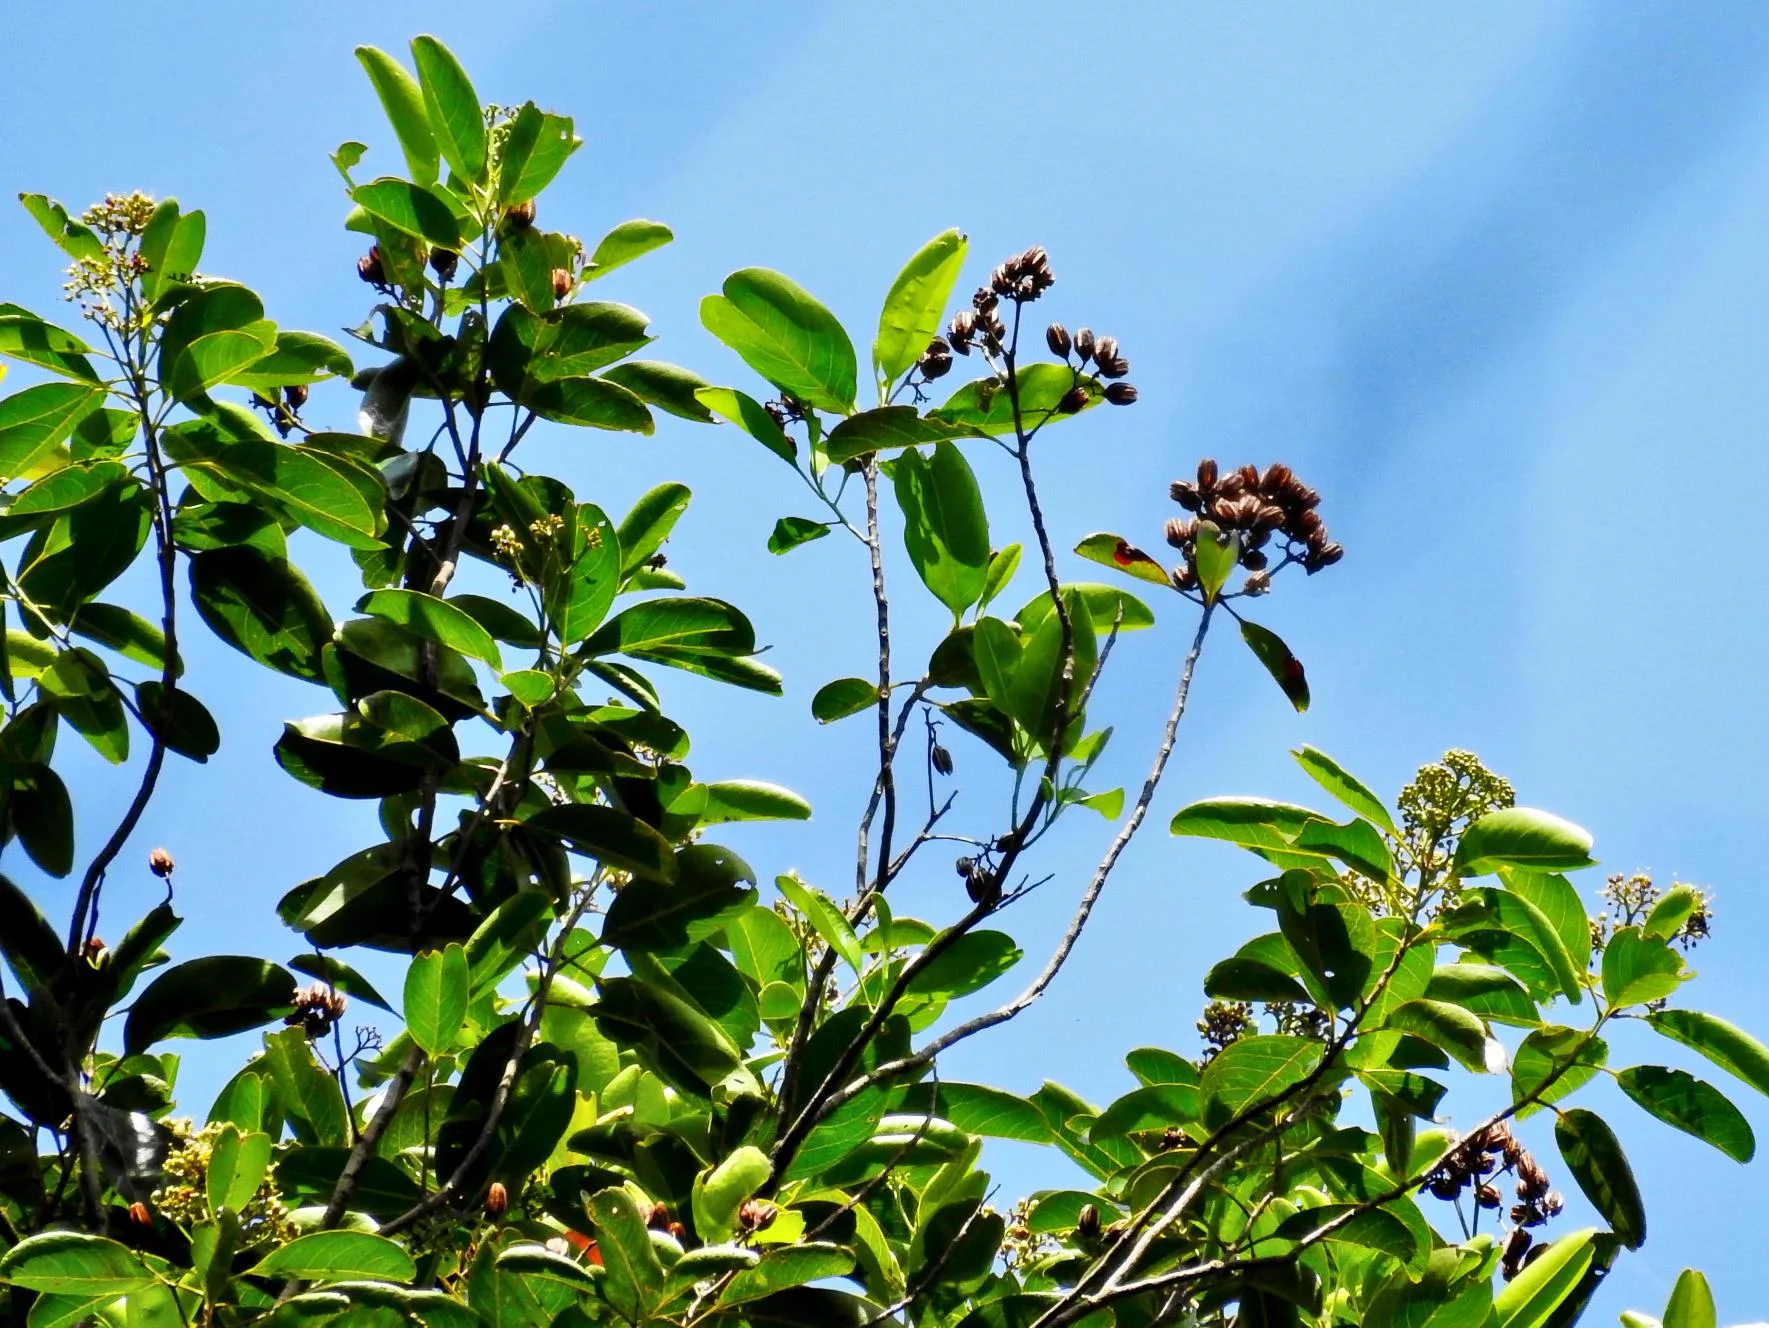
[590,977,749,1099]
[404,943,469,1056]
[463,890,554,991]
[721,1244,857,1307]
[696,385,796,465]
[0,382,102,477]
[262,1026,350,1147]
[0,309,99,381]
[701,268,857,413]
[411,35,487,184]
[1015,583,1153,637]
[1169,796,1326,853]
[895,441,990,619]
[1493,1228,1597,1328]
[1647,1009,1769,1098]
[18,195,105,263]
[1455,807,1596,876]
[13,765,73,877]
[0,1233,157,1295]
[1199,1034,1323,1121]
[1424,963,1538,1026]
[824,405,979,464]
[776,873,863,974]
[615,481,690,578]
[206,1124,272,1215]
[1512,1026,1607,1115]
[601,848,756,952]
[1602,926,1685,1008]
[498,102,580,204]
[248,1230,415,1282]
[1555,1109,1645,1248]
[584,1187,666,1320]
[358,588,501,668]
[906,930,1021,1001]
[137,199,206,301]
[874,228,967,384]
[356,46,439,183]
[768,516,830,554]
[1193,520,1238,603]
[692,1144,771,1242]
[700,780,812,824]
[189,547,333,684]
[1387,999,1494,1073]
[602,359,715,422]
[521,374,653,433]
[895,1082,1054,1142]
[123,956,295,1054]
[933,363,1100,434]
[1662,1269,1716,1328]
[813,677,878,723]
[1617,1065,1754,1161]
[526,803,675,880]
[587,219,674,281]
[352,177,462,249]
[584,596,755,658]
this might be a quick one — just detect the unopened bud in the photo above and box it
[1077,1203,1101,1238]
[1056,385,1089,415]
[1103,382,1137,406]
[430,248,459,281]
[1045,323,1072,358]
[551,268,573,301]
[505,200,537,230]
[128,1201,151,1227]
[486,1181,509,1215]
[148,848,175,879]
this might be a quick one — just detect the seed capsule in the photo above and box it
[356,248,386,287]
[1103,382,1137,405]
[551,268,574,300]
[128,1201,152,1227]
[505,200,537,229]
[931,745,954,776]
[1057,385,1089,414]
[283,384,309,412]
[429,248,459,281]
[1045,323,1072,357]
[148,848,175,878]
[1073,327,1097,361]
[1077,1204,1101,1238]
[1169,480,1201,511]
[486,1181,509,1215]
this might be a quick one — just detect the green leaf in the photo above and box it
[932,363,1100,434]
[1089,1083,1201,1142]
[69,602,171,674]
[262,1026,349,1146]
[13,765,73,877]
[527,803,676,880]
[1662,1269,1716,1328]
[189,547,333,684]
[18,195,105,263]
[404,943,469,1056]
[906,930,1021,1001]
[812,677,877,723]
[1237,619,1308,711]
[123,956,295,1054]
[602,359,715,423]
[356,46,439,184]
[0,874,65,994]
[700,780,812,824]
[584,1187,666,1321]
[226,330,354,395]
[874,227,967,384]
[1617,1065,1754,1162]
[248,1230,416,1283]
[137,199,206,301]
[206,1124,272,1214]
[1493,1229,1597,1328]
[0,1232,157,1295]
[1455,807,1596,876]
[288,952,394,1013]
[587,219,674,281]
[1647,1009,1769,1098]
[895,1082,1053,1142]
[614,482,690,579]
[358,589,501,668]
[0,382,102,477]
[1512,1026,1607,1115]
[601,846,756,952]
[1642,885,1705,941]
[692,1144,771,1242]
[1424,963,1538,1027]
[1169,796,1327,854]
[411,35,486,185]
[498,102,580,205]
[895,441,990,619]
[1441,885,1583,1003]
[701,268,857,413]
[1076,788,1124,819]
[1015,583,1153,636]
[0,311,98,382]
[1193,520,1238,604]
[1074,531,1178,588]
[696,385,796,465]
[1387,999,1495,1073]
[584,596,755,657]
[1555,1109,1645,1248]
[1602,927,1684,1008]
[776,873,863,974]
[721,1245,857,1307]
[463,890,554,991]
[1199,1034,1324,1122]
[352,178,462,250]
[1503,868,1593,974]
[768,516,830,554]
[521,375,653,433]
[824,405,980,464]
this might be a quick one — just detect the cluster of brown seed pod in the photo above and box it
[1423,1121,1563,1279]
[946,244,1055,360]
[1165,459,1341,590]
[285,983,348,1040]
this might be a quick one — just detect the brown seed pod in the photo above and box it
[931,745,954,776]
[738,1198,779,1234]
[551,268,574,301]
[283,383,309,412]
[486,1181,509,1215]
[504,200,537,230]
[1103,382,1138,405]
[1073,327,1097,361]
[1046,323,1072,358]
[1169,480,1201,511]
[148,848,175,878]
[1056,385,1089,415]
[356,247,386,287]
[429,248,459,281]
[1076,1204,1101,1238]
[128,1201,152,1227]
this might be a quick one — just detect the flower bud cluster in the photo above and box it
[286,982,347,1040]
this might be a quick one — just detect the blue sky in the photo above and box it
[6,1,1769,1317]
